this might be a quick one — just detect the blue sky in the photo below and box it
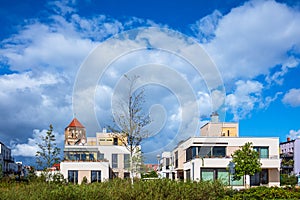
[0,0,300,164]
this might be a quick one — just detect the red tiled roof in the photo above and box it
[53,163,60,170]
[67,118,85,128]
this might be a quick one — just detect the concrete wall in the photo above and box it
[268,168,280,186]
[200,123,239,137]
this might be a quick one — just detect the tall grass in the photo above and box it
[0,178,227,200]
[1,178,300,200]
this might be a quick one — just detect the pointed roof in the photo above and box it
[66,118,85,128]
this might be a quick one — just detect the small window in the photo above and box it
[113,138,118,145]
[68,170,78,184]
[124,154,130,169]
[98,153,104,160]
[166,158,170,169]
[91,171,101,183]
[112,154,118,168]
[89,153,95,161]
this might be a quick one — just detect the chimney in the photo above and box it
[287,137,291,142]
[210,112,219,123]
[103,128,107,133]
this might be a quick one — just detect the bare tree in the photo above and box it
[110,75,151,184]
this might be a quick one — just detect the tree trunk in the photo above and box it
[130,152,134,185]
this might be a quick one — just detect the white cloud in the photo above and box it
[226,80,263,120]
[282,88,300,107]
[198,0,300,80]
[190,10,222,43]
[265,56,299,86]
[11,129,64,157]
[288,129,300,139]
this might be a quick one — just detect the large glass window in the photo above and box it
[68,170,78,184]
[201,169,214,181]
[199,146,211,157]
[250,169,269,186]
[201,168,230,185]
[91,171,101,183]
[230,176,244,186]
[254,147,269,158]
[213,147,226,157]
[217,169,229,185]
[124,154,130,169]
[112,154,118,168]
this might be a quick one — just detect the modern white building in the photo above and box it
[158,151,175,179]
[180,137,280,188]
[60,161,110,183]
[158,114,280,188]
[60,118,137,184]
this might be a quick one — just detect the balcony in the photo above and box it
[280,152,293,158]
[260,155,280,168]
[3,156,14,162]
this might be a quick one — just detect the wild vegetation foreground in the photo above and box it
[1,178,300,200]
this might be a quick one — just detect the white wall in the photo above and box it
[60,161,110,183]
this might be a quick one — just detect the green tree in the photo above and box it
[110,75,151,184]
[231,142,261,188]
[36,125,61,170]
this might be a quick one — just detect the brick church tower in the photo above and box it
[64,118,87,145]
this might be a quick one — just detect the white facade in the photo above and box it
[60,161,110,183]
[0,142,17,174]
[158,152,175,179]
[63,144,136,182]
[179,137,280,188]
[159,137,280,188]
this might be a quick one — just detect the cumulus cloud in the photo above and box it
[197,0,300,80]
[226,80,263,120]
[11,128,64,157]
[190,10,222,43]
[288,129,300,140]
[282,88,300,107]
